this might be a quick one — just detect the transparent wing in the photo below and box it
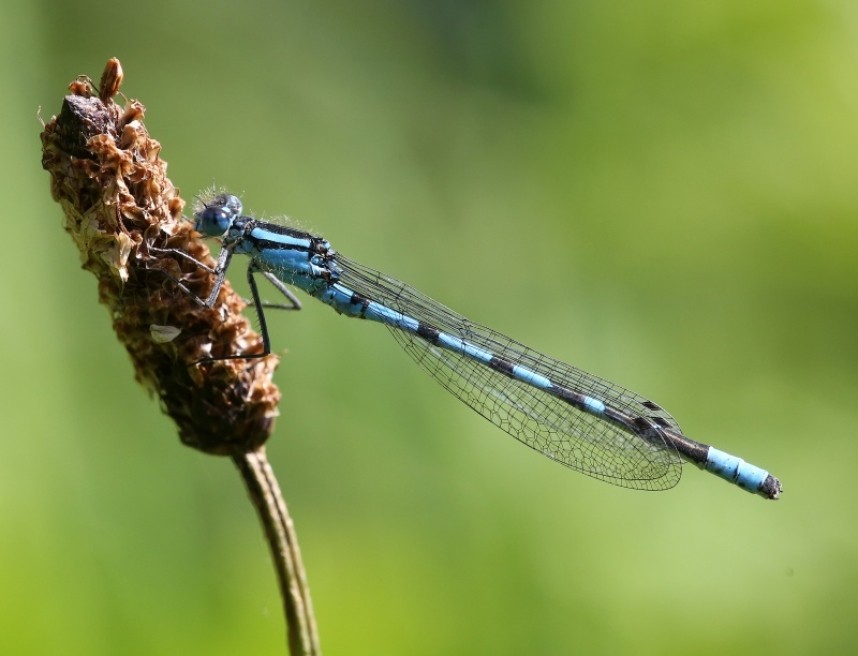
[336,255,683,490]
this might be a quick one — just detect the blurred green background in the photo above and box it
[3,0,856,654]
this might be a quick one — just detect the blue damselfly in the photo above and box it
[171,192,781,500]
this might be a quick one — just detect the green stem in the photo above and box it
[232,449,321,655]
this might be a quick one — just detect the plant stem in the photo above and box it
[232,448,321,655]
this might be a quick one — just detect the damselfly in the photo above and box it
[172,192,781,500]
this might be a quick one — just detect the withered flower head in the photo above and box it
[40,58,281,454]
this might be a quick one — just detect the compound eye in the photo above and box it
[194,206,232,236]
[194,194,243,236]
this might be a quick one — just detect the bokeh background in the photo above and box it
[3,1,857,654]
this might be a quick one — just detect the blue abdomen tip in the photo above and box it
[705,447,769,492]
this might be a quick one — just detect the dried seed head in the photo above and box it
[41,58,281,455]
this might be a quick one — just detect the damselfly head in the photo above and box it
[194,192,243,237]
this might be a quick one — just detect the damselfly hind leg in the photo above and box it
[149,243,301,363]
[197,262,302,363]
[257,271,303,311]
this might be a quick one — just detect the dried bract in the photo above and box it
[41,58,280,454]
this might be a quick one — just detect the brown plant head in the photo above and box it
[41,58,281,455]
